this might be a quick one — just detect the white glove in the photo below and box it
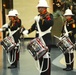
[2,23,8,28]
[59,37,62,40]
[0,28,3,31]
[23,30,28,36]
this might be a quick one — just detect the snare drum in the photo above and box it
[27,38,48,60]
[1,36,16,52]
[57,36,74,53]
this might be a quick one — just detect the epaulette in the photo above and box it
[68,19,75,24]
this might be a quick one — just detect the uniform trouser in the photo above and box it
[64,52,74,69]
[9,47,20,67]
[39,45,51,75]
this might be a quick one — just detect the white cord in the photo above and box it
[66,51,74,65]
[7,50,16,65]
[35,57,49,74]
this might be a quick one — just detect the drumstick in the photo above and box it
[53,35,61,40]
[63,31,72,35]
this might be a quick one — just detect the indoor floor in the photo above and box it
[0,39,76,75]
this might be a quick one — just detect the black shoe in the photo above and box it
[63,68,67,70]
[63,68,73,71]
[8,65,17,69]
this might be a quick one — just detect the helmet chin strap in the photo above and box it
[39,8,47,15]
[41,9,47,15]
[67,17,72,21]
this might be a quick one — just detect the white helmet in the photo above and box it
[12,9,19,15]
[8,10,16,16]
[64,9,74,16]
[36,0,49,8]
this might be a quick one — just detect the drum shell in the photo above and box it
[57,36,74,53]
[1,36,16,52]
[27,38,48,60]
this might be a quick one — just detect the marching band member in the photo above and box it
[23,0,54,75]
[61,9,76,71]
[0,10,22,68]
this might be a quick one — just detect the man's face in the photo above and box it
[65,15,72,20]
[38,7,47,15]
[8,16,15,21]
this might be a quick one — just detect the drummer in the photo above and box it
[23,0,54,75]
[61,8,76,71]
[0,10,22,68]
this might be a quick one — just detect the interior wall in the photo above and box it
[9,0,62,45]
[13,0,38,38]
[13,0,53,38]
